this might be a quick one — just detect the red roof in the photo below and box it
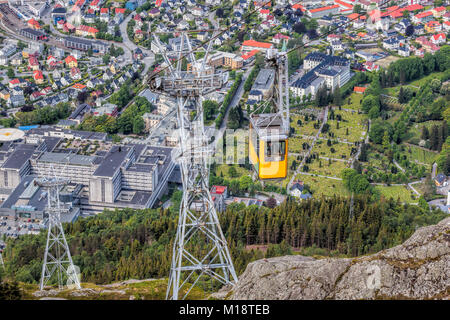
[211,186,227,194]
[415,11,433,19]
[9,79,20,85]
[335,0,353,9]
[432,33,445,40]
[242,39,272,49]
[33,70,43,80]
[241,49,259,60]
[426,20,441,27]
[115,8,126,14]
[292,4,306,11]
[260,9,269,14]
[354,86,366,93]
[433,6,446,12]
[405,4,423,11]
[77,25,99,33]
[274,33,289,40]
[72,83,86,90]
[347,13,360,20]
[28,56,39,65]
[65,55,77,64]
[309,5,340,13]
[100,8,109,14]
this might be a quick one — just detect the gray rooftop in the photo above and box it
[252,69,275,92]
[38,152,97,166]
[1,175,46,212]
[93,145,132,177]
[1,148,35,170]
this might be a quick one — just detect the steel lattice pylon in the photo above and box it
[150,32,237,300]
[35,177,81,291]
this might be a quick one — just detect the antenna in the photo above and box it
[34,158,81,291]
[150,31,238,300]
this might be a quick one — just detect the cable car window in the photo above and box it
[265,140,286,160]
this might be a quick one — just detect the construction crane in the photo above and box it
[249,44,290,180]
[149,31,237,300]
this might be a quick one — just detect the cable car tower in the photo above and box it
[149,32,237,300]
[249,44,290,180]
[35,171,81,291]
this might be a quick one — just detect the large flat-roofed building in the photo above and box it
[307,5,340,19]
[0,175,80,222]
[64,36,107,53]
[30,152,100,186]
[291,52,350,99]
[19,28,47,41]
[0,126,176,214]
[241,40,273,53]
[251,68,275,98]
[0,145,35,190]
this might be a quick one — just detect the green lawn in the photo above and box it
[321,110,368,143]
[374,185,417,203]
[295,173,350,197]
[342,92,363,111]
[289,136,313,154]
[290,114,321,136]
[408,72,445,88]
[312,139,354,161]
[399,143,438,167]
[216,164,252,179]
[403,120,442,144]
[307,158,349,178]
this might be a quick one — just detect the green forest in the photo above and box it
[1,196,446,288]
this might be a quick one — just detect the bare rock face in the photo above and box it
[214,217,450,300]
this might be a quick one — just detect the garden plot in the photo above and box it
[295,173,350,197]
[306,157,349,178]
[290,113,322,137]
[321,109,368,143]
[289,136,313,154]
[312,139,355,162]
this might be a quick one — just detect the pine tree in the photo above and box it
[333,85,342,106]
[421,126,429,140]
[382,130,390,149]
[430,125,439,150]
[439,121,448,149]
[398,87,405,103]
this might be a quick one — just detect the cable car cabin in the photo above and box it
[249,113,288,180]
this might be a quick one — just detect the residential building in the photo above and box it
[207,51,244,70]
[291,52,350,99]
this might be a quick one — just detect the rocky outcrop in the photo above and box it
[214,217,450,300]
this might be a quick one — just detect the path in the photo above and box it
[288,106,329,191]
[296,171,342,180]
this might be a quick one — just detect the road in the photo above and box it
[118,12,154,74]
[211,65,254,151]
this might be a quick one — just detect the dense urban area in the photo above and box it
[0,0,449,300]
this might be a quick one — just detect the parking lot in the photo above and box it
[0,215,43,239]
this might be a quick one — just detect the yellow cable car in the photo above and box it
[248,46,289,180]
[249,113,288,180]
